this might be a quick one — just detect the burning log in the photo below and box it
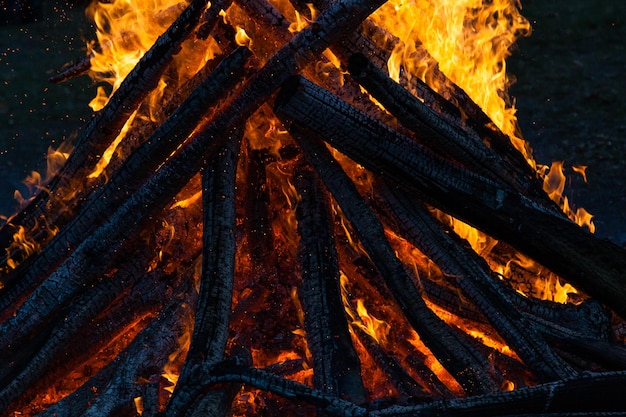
[0,46,251,319]
[370,177,576,381]
[347,53,550,207]
[294,163,367,405]
[165,134,242,417]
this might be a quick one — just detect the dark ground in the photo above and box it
[0,0,624,245]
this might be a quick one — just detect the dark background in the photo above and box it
[0,0,624,244]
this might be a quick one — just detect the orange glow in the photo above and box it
[134,396,144,415]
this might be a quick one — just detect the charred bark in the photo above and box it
[372,177,576,381]
[347,53,550,208]
[294,163,367,406]
[166,126,242,417]
[25,279,195,417]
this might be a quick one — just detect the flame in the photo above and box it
[370,0,531,158]
[88,109,138,179]
[542,161,595,232]
[134,396,144,415]
[235,26,252,47]
[354,299,391,346]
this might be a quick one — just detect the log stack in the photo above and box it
[1,0,625,416]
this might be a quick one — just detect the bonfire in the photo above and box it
[1,0,626,416]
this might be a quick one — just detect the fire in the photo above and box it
[542,161,595,232]
[3,0,614,414]
[370,0,532,160]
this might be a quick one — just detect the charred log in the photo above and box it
[294,163,367,406]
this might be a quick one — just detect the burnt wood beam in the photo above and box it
[0,0,220,254]
[196,0,234,40]
[166,358,626,416]
[285,123,500,395]
[348,54,551,209]
[294,163,367,406]
[291,0,531,177]
[48,49,95,84]
[372,177,576,381]
[273,75,626,320]
[160,357,367,417]
[166,129,242,417]
[0,124,242,363]
[0,47,251,320]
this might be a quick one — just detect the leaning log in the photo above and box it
[348,53,551,209]
[273,75,626,319]
[166,125,242,417]
[372,177,576,381]
[294,163,367,405]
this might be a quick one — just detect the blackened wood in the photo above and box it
[549,336,626,371]
[29,280,194,417]
[348,53,551,209]
[370,371,626,416]
[167,130,242,417]
[0,122,239,365]
[245,146,275,266]
[48,50,94,84]
[0,46,250,319]
[0,0,218,254]
[286,123,500,395]
[0,242,157,409]
[274,75,626,320]
[196,0,234,40]
[373,177,576,381]
[162,357,367,417]
[294,163,367,405]
[166,358,626,417]
[234,0,291,34]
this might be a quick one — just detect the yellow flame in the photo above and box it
[89,109,138,179]
[134,396,144,415]
[170,190,202,209]
[354,299,391,346]
[542,161,595,232]
[370,0,531,156]
[235,26,252,47]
